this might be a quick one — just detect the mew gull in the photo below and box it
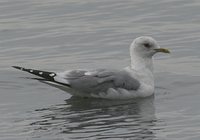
[13,36,170,99]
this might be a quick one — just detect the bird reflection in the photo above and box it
[31,96,157,139]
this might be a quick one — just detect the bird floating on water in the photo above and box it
[13,36,170,99]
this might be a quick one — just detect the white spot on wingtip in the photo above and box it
[39,72,43,75]
[30,70,33,72]
[85,72,92,75]
[49,73,55,77]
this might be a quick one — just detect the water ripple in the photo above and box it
[1,0,200,139]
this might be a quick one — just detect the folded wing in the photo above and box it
[55,69,141,94]
[12,66,141,95]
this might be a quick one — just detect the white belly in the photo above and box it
[45,81,154,100]
[90,86,154,100]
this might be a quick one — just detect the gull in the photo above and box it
[13,36,170,99]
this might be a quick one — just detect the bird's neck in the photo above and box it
[130,53,154,73]
[130,53,154,88]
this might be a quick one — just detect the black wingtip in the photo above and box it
[12,66,23,70]
[12,65,71,87]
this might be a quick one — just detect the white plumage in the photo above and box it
[13,36,170,100]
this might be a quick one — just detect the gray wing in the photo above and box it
[12,66,140,95]
[56,69,140,94]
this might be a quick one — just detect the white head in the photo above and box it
[130,36,170,71]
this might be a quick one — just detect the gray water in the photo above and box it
[1,0,200,139]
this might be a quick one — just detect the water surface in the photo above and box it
[1,0,200,139]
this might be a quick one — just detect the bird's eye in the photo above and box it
[143,43,151,48]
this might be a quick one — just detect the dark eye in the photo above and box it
[143,43,151,48]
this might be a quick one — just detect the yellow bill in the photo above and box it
[154,48,170,53]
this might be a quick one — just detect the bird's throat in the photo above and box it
[130,55,154,73]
